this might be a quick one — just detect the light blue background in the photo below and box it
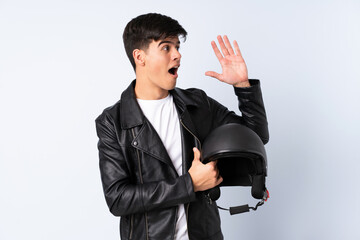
[1,0,359,239]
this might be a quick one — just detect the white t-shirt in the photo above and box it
[137,94,189,240]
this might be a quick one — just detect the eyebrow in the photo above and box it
[158,40,180,47]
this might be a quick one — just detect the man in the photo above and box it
[96,13,269,240]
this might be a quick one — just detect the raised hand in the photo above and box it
[205,35,250,88]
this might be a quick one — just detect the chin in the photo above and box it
[165,79,177,90]
[170,80,177,89]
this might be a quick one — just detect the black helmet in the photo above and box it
[201,123,269,214]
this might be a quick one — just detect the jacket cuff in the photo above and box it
[182,173,197,202]
[233,79,262,99]
[233,79,260,90]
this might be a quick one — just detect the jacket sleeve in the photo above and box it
[205,79,269,144]
[95,115,196,217]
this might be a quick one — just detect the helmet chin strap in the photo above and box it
[205,187,270,215]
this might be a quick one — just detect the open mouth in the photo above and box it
[168,66,179,76]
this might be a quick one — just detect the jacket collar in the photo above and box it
[120,79,199,129]
[119,80,144,129]
[120,80,201,171]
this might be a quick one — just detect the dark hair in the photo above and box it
[123,13,187,70]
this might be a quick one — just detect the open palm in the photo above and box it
[205,35,249,87]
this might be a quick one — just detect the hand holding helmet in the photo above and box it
[188,147,223,192]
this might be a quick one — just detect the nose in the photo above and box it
[172,49,181,61]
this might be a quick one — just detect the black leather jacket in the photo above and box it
[95,79,269,240]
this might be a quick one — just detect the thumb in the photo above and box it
[193,147,201,162]
[205,71,222,80]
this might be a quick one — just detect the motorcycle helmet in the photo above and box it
[201,123,269,214]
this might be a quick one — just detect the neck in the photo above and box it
[134,77,169,100]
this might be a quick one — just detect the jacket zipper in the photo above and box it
[186,203,190,226]
[180,119,202,240]
[129,215,134,239]
[172,206,179,240]
[131,128,149,240]
[179,119,202,151]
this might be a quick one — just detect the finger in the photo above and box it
[207,160,217,168]
[205,71,223,81]
[193,147,201,161]
[212,160,218,170]
[217,35,230,57]
[215,168,220,179]
[210,40,224,61]
[233,40,244,61]
[223,35,235,55]
[216,175,223,185]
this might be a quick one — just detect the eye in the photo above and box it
[162,45,170,51]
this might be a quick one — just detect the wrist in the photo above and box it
[234,80,250,88]
[188,171,199,192]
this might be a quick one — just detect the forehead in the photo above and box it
[155,36,180,46]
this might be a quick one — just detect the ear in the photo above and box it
[133,49,145,67]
